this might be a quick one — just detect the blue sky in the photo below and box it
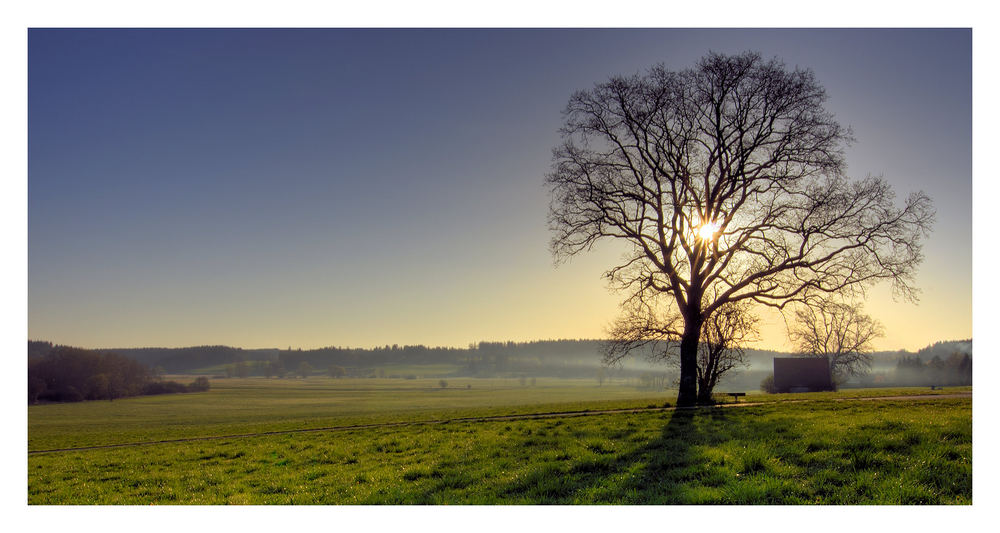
[27,28,971,350]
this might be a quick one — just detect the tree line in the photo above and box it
[28,343,210,404]
[96,345,279,373]
[28,335,970,395]
[872,351,972,387]
[31,339,611,376]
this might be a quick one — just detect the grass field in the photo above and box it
[27,378,972,504]
[29,377,678,450]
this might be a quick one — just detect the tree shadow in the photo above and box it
[484,406,801,504]
[506,408,706,504]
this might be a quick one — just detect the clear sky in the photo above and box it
[27,28,972,351]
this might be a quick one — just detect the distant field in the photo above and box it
[28,379,971,504]
[29,377,677,450]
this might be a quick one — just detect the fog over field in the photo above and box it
[29,337,972,402]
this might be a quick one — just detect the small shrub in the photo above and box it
[188,377,211,392]
[760,373,776,393]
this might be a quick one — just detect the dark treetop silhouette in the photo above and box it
[546,51,934,406]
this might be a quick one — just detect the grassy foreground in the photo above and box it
[28,380,971,504]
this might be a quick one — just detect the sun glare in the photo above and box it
[697,221,720,240]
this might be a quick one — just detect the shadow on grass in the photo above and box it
[372,408,794,504]
[342,401,970,504]
[461,406,801,504]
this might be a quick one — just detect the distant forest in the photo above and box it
[29,340,624,378]
[29,338,971,393]
[865,340,973,387]
[28,343,210,404]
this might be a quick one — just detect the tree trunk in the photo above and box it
[697,345,719,404]
[677,317,700,406]
[696,376,714,404]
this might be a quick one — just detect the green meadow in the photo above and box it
[28,378,971,504]
[29,377,676,450]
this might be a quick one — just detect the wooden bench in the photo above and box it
[930,385,942,391]
[726,392,747,403]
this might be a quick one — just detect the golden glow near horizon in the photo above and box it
[26,232,970,354]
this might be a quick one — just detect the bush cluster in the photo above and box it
[28,345,210,403]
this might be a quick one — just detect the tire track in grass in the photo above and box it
[28,392,970,455]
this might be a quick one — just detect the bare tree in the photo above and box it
[696,300,758,403]
[548,51,933,405]
[789,298,885,382]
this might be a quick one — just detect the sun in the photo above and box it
[697,220,720,240]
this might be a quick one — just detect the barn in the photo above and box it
[773,357,834,393]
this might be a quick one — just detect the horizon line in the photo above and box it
[29,337,973,355]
